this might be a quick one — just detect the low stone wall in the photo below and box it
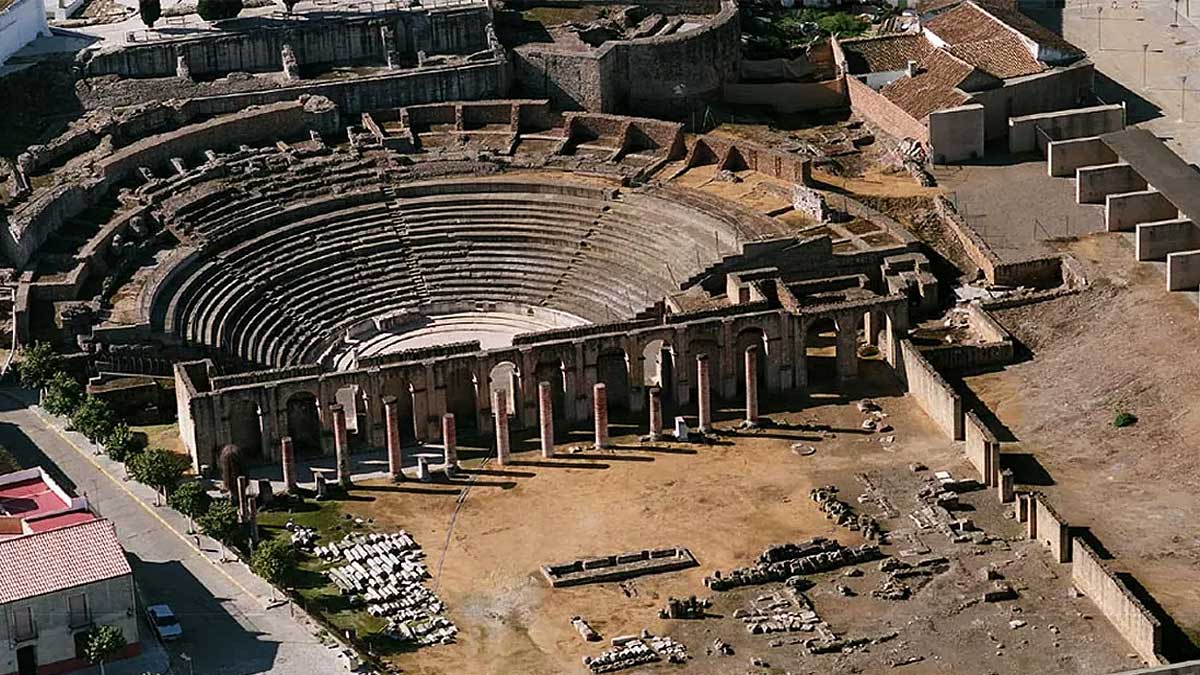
[933,196,1064,288]
[1009,102,1126,154]
[1072,537,1165,665]
[1135,219,1198,262]
[964,411,999,487]
[897,339,962,440]
[677,134,811,184]
[1030,492,1071,563]
[1047,136,1118,177]
[79,7,491,79]
[1105,190,1179,233]
[1077,162,1146,204]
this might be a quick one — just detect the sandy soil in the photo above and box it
[963,233,1200,651]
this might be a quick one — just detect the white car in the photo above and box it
[146,604,183,642]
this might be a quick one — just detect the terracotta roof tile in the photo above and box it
[880,49,975,120]
[947,36,1045,78]
[0,519,130,603]
[925,2,1083,65]
[840,34,933,75]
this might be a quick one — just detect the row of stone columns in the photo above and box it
[274,348,762,489]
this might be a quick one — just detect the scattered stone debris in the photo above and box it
[584,632,688,672]
[318,531,455,646]
[1009,619,1027,629]
[572,616,600,641]
[811,485,883,540]
[705,538,883,591]
[285,521,316,550]
[711,638,735,656]
[871,557,950,601]
[792,443,817,457]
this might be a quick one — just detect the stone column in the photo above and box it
[744,346,760,423]
[696,354,712,432]
[493,390,510,465]
[442,413,458,470]
[280,436,297,494]
[593,383,608,449]
[236,474,249,521]
[281,44,300,82]
[383,396,403,482]
[648,386,663,440]
[416,456,431,482]
[538,381,554,459]
[998,469,1015,504]
[331,404,351,488]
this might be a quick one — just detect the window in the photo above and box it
[12,606,35,641]
[68,594,89,629]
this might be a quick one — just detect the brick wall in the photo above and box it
[845,75,929,143]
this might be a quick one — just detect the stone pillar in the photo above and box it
[1016,491,1029,522]
[744,346,760,423]
[648,386,663,440]
[998,469,1015,504]
[331,404,351,488]
[383,396,403,482]
[280,436,297,494]
[493,390,510,465]
[175,51,191,81]
[236,475,249,521]
[1027,494,1038,539]
[593,383,608,449]
[417,456,431,482]
[538,381,554,459]
[381,25,400,69]
[314,472,327,500]
[442,413,458,470]
[280,44,301,82]
[696,354,712,432]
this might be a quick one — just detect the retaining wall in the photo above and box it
[1009,102,1126,154]
[80,7,491,78]
[932,196,1064,288]
[1072,537,1164,665]
[1047,136,1117,177]
[897,339,962,440]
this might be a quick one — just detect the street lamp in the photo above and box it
[1096,7,1103,50]
[1183,75,1190,122]
[1172,0,1180,26]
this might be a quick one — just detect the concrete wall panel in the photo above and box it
[1072,537,1164,665]
[1048,136,1118,177]
[928,103,985,164]
[1135,218,1199,261]
[1076,162,1147,204]
[1105,190,1179,232]
[898,339,962,440]
[1009,102,1126,154]
[1167,249,1200,291]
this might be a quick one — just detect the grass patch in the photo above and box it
[131,422,188,456]
[1113,411,1138,428]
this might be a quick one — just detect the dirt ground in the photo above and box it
[332,369,1133,675]
[962,233,1200,655]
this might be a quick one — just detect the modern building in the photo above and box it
[0,469,140,675]
[0,0,50,70]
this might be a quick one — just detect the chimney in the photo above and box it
[906,59,919,77]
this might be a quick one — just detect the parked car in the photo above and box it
[146,604,183,641]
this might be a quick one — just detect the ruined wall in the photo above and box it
[80,7,492,78]
[1072,537,1165,665]
[932,196,1064,288]
[512,0,739,116]
[1009,102,1125,154]
[845,75,929,143]
[964,411,999,487]
[897,338,962,440]
[1032,493,1071,563]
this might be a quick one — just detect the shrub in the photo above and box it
[84,624,126,669]
[1113,411,1138,428]
[139,0,161,27]
[42,371,84,417]
[197,0,243,21]
[127,448,189,502]
[71,396,117,443]
[103,423,145,463]
[252,538,298,590]
[198,498,241,545]
[17,342,62,390]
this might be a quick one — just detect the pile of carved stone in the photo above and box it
[810,485,882,541]
[870,556,950,601]
[584,632,688,673]
[735,588,829,637]
[319,531,456,646]
[703,538,882,591]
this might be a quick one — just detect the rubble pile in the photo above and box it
[660,595,710,619]
[318,531,456,646]
[704,538,883,591]
[735,590,828,636]
[871,557,950,601]
[584,633,688,673]
[285,521,316,550]
[810,485,883,540]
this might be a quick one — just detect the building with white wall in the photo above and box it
[0,0,50,69]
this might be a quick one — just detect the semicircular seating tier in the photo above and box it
[148,155,750,368]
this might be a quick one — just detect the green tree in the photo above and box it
[103,423,144,463]
[169,479,212,532]
[127,448,189,504]
[197,0,243,21]
[84,625,126,675]
[138,0,161,27]
[18,342,62,390]
[251,538,297,598]
[42,371,84,417]
[199,498,241,559]
[71,396,117,443]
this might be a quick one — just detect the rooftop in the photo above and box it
[0,468,94,540]
[880,49,975,120]
[0,519,131,604]
[841,34,933,75]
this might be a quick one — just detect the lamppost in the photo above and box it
[1097,7,1103,50]
[1172,0,1180,26]
[1143,43,1150,86]
[1182,75,1189,122]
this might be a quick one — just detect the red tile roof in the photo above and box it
[0,520,130,603]
[881,49,975,120]
[840,34,933,75]
[925,1,1083,64]
[947,35,1045,79]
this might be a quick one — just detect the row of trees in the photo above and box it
[20,344,298,598]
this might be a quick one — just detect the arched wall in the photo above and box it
[178,295,909,469]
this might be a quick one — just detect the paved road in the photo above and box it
[0,391,351,675]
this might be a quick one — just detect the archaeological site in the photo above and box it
[1,0,1199,672]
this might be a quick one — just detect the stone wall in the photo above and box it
[1009,102,1125,154]
[969,60,1095,142]
[720,80,846,114]
[512,0,739,116]
[1047,136,1118,177]
[928,103,985,164]
[964,411,999,487]
[678,134,811,184]
[845,75,929,144]
[1031,492,1071,563]
[897,338,962,440]
[1072,537,1165,665]
[932,196,1065,288]
[80,7,492,78]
